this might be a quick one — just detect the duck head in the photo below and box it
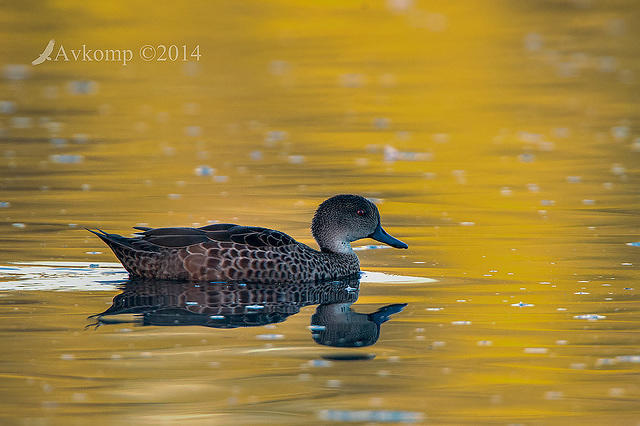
[311,194,408,254]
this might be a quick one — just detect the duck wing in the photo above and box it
[132,223,298,249]
[217,226,298,247]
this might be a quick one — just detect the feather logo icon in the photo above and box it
[32,39,55,66]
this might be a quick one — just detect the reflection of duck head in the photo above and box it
[310,303,407,347]
[92,277,360,329]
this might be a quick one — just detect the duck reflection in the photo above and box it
[92,277,406,347]
[310,303,407,347]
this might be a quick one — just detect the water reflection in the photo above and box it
[311,302,407,348]
[91,277,407,347]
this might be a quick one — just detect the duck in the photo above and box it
[88,194,408,283]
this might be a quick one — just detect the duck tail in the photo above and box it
[85,228,143,275]
[85,227,137,248]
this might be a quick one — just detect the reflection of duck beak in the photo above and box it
[368,303,408,324]
[368,223,408,249]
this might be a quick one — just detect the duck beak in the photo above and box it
[369,224,408,249]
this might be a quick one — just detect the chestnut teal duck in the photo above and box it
[88,194,407,283]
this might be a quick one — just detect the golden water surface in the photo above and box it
[0,0,639,424]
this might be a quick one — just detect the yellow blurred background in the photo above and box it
[0,0,639,424]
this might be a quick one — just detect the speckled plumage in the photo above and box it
[89,194,407,283]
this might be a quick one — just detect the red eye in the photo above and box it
[356,209,366,216]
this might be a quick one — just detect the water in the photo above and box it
[1,1,639,424]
